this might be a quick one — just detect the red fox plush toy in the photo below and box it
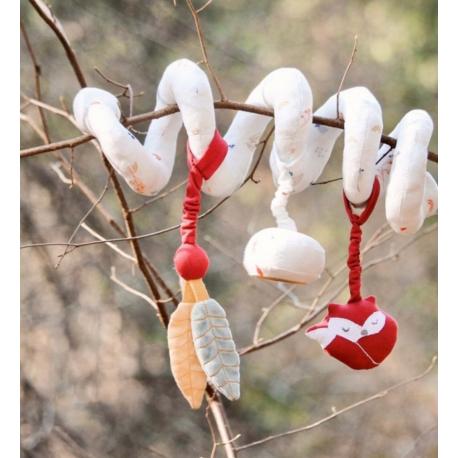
[306,178,398,370]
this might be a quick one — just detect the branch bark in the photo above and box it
[20,101,439,163]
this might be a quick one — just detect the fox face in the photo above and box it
[306,296,398,370]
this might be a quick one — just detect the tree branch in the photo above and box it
[185,0,226,101]
[28,0,87,87]
[20,21,51,142]
[234,356,437,452]
[110,266,159,311]
[20,100,439,163]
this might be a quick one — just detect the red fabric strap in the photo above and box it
[174,130,228,280]
[180,130,228,245]
[342,178,380,303]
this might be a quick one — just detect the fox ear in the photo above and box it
[328,303,340,315]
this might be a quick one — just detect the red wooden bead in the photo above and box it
[174,243,209,280]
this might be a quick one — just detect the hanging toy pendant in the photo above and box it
[306,178,398,370]
[167,131,240,407]
[188,278,240,402]
[243,164,325,285]
[167,280,207,409]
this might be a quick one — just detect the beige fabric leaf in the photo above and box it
[167,296,207,409]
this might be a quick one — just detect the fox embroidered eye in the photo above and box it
[371,319,378,325]
[342,327,350,332]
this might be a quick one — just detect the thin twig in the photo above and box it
[110,266,158,311]
[311,177,343,186]
[28,0,87,87]
[51,162,180,307]
[94,67,135,118]
[20,21,51,143]
[20,113,48,143]
[196,0,214,14]
[54,176,110,268]
[249,124,274,183]
[206,391,238,458]
[336,34,358,119]
[185,0,227,101]
[130,179,188,213]
[81,223,135,262]
[253,284,297,344]
[21,95,79,128]
[51,161,125,235]
[234,356,437,451]
[205,404,219,458]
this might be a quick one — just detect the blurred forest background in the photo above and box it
[20,0,438,457]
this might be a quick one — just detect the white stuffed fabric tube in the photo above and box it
[275,88,437,233]
[241,71,326,285]
[203,68,313,197]
[376,110,437,234]
[73,59,216,196]
[270,87,383,205]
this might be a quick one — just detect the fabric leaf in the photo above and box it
[191,299,240,401]
[168,301,207,409]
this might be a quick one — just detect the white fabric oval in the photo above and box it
[243,227,325,284]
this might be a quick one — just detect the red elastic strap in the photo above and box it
[342,177,380,303]
[179,130,228,246]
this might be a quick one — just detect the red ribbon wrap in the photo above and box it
[174,130,228,280]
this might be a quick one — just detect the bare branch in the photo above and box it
[110,266,158,311]
[52,163,180,308]
[253,284,297,344]
[130,179,188,214]
[185,0,226,101]
[28,0,168,328]
[20,113,48,143]
[234,356,437,452]
[311,176,343,186]
[20,100,439,163]
[196,0,214,14]
[336,34,358,119]
[28,0,87,87]
[206,391,238,458]
[51,160,125,235]
[22,95,79,127]
[20,21,51,142]
[94,67,135,118]
[54,176,110,268]
[81,223,135,262]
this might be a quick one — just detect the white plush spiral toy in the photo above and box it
[73,59,437,288]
